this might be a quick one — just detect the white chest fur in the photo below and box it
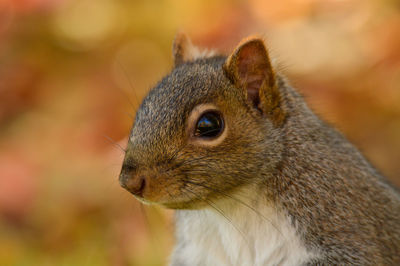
[170,194,317,266]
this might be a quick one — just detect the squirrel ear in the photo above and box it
[223,36,285,126]
[172,32,194,66]
[172,32,215,66]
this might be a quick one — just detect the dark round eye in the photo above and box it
[195,111,224,138]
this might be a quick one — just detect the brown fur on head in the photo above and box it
[119,34,285,209]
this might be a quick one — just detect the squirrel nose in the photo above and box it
[124,175,146,197]
[119,164,146,197]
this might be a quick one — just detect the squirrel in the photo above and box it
[119,33,400,265]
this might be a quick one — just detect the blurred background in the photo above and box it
[0,0,399,265]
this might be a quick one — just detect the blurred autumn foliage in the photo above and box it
[0,0,399,265]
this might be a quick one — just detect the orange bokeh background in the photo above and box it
[0,0,399,265]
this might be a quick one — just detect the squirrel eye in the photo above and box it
[194,111,224,138]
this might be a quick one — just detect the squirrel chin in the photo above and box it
[138,195,224,210]
[131,194,204,209]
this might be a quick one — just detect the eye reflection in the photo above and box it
[195,111,224,138]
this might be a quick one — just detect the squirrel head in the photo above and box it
[120,33,286,209]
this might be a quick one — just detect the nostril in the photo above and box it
[124,175,146,197]
[119,162,138,189]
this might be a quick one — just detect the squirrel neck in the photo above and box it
[172,183,319,266]
[267,76,400,264]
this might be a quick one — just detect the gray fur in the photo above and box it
[121,55,400,264]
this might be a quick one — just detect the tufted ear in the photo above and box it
[172,32,195,66]
[223,36,285,126]
[172,32,215,66]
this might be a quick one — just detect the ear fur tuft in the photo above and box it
[172,32,216,66]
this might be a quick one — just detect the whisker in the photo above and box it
[184,179,285,239]
[116,60,141,109]
[139,203,162,256]
[166,156,210,171]
[180,187,249,248]
[103,134,127,153]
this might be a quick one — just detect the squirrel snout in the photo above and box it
[120,165,146,197]
[120,173,146,197]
